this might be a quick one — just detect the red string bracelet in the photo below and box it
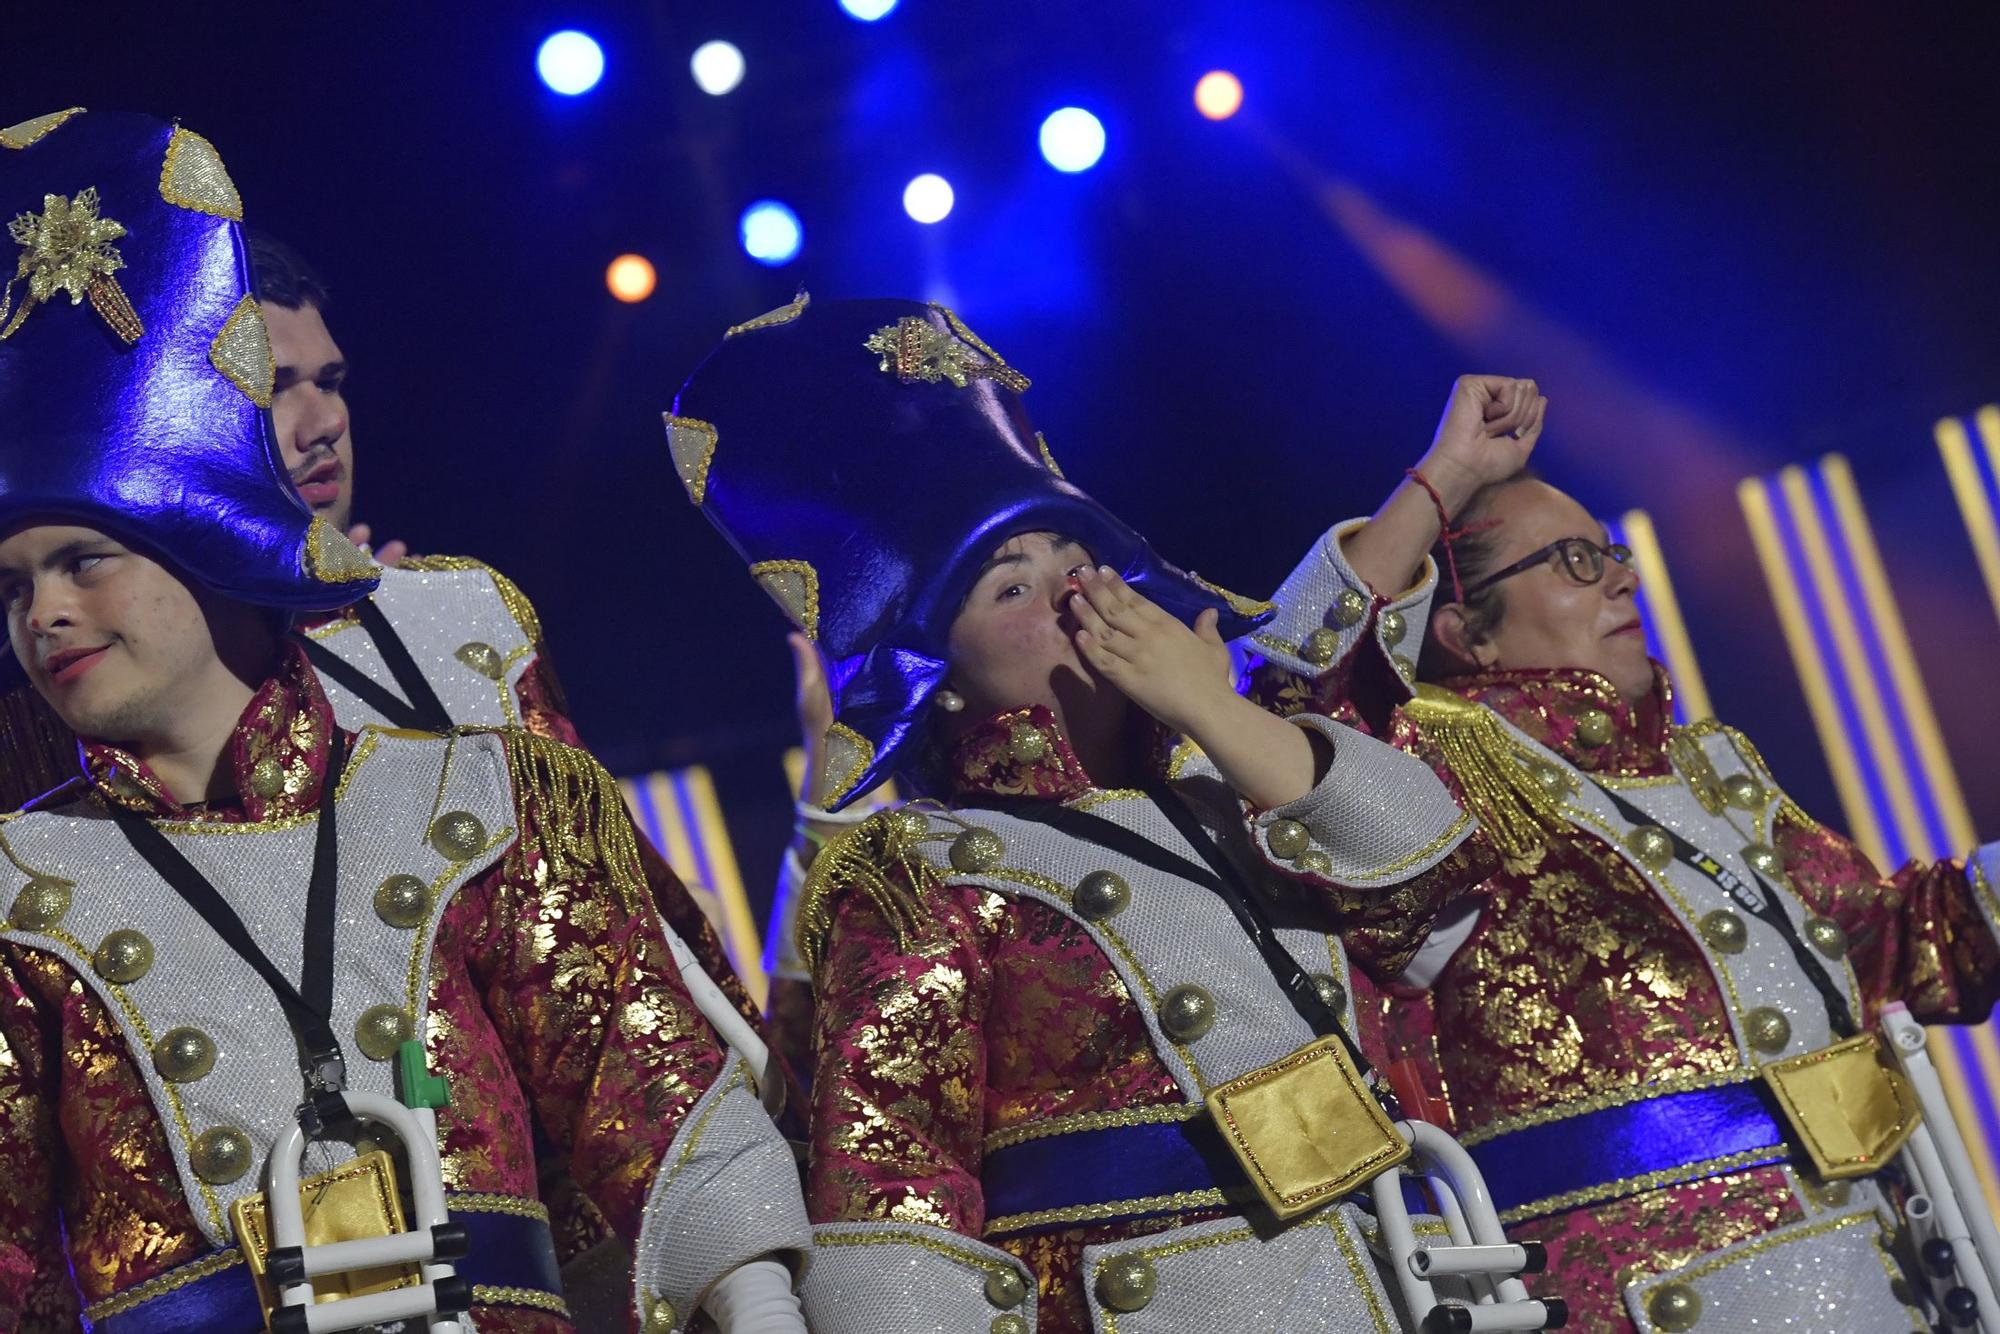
[1405,467,1499,604]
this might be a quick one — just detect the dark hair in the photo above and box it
[246,232,330,311]
[1415,468,1539,681]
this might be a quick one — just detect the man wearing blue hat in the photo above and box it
[0,109,807,1333]
[672,295,1530,1332]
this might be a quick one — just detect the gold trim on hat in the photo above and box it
[749,559,820,639]
[664,414,719,504]
[209,294,273,407]
[724,288,810,339]
[304,516,380,584]
[158,126,243,220]
[1,187,143,344]
[0,107,85,151]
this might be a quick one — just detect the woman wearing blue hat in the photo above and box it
[672,295,1522,1332]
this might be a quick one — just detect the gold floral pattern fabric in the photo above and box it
[1249,652,2000,1330]
[0,649,727,1329]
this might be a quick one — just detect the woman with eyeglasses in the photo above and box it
[1247,375,2000,1332]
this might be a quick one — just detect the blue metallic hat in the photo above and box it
[0,109,377,609]
[670,294,1272,807]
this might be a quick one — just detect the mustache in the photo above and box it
[288,449,340,484]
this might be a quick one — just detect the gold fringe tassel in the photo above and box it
[796,811,940,975]
[500,730,647,913]
[1405,684,1571,867]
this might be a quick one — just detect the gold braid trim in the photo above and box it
[397,554,546,649]
[499,729,646,914]
[1405,684,1569,865]
[797,810,941,974]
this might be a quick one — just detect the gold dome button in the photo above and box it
[429,811,488,861]
[1301,628,1340,666]
[354,1005,415,1061]
[1646,1281,1702,1331]
[985,1268,1028,1309]
[1294,849,1333,877]
[1699,910,1748,954]
[641,1295,677,1334]
[991,1317,1029,1334]
[1331,588,1369,628]
[1745,1006,1792,1054]
[1007,723,1050,764]
[1625,824,1675,872]
[455,642,505,679]
[1526,759,1572,796]
[1722,773,1767,810]
[1741,843,1783,879]
[374,874,433,929]
[1096,1254,1158,1312]
[1805,1176,1851,1208]
[192,1126,254,1184]
[248,756,286,799]
[9,876,72,931]
[1073,871,1130,921]
[153,1027,217,1083]
[1159,984,1217,1041]
[950,828,1005,874]
[1392,654,1416,684]
[1574,708,1613,748]
[92,929,154,984]
[1381,610,1407,646]
[890,809,932,844]
[1311,972,1348,1016]
[1804,917,1847,958]
[1265,819,1310,860]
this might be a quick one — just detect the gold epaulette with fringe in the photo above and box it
[796,811,942,976]
[1403,683,1572,866]
[492,727,646,914]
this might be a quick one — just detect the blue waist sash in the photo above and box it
[88,1200,565,1333]
[1465,1078,1794,1224]
[981,1111,1428,1237]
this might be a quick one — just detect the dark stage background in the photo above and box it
[13,1,2000,911]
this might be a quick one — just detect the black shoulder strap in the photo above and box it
[1588,777,1856,1039]
[108,729,352,1093]
[295,597,454,734]
[976,788,1371,1074]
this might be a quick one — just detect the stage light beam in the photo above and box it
[1195,71,1244,121]
[1039,107,1107,173]
[536,30,605,96]
[839,0,898,21]
[690,41,745,96]
[903,174,955,224]
[740,200,804,266]
[606,254,656,303]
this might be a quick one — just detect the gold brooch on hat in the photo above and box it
[865,304,1029,393]
[1,187,143,344]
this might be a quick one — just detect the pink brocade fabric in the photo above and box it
[0,653,726,1332]
[1246,642,2000,1332]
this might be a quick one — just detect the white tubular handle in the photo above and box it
[1378,1120,1561,1332]
[662,921,785,1115]
[265,1090,465,1333]
[1885,1004,2000,1328]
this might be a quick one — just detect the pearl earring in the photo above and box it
[934,689,965,713]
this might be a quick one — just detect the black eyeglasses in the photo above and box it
[1457,537,1633,600]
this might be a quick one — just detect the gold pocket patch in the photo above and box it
[229,1149,420,1323]
[1763,1033,1921,1180]
[1204,1036,1410,1219]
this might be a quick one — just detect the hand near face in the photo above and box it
[1068,566,1235,738]
[346,523,408,569]
[1422,374,1547,502]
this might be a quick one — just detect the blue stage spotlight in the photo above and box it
[903,174,955,224]
[839,0,899,20]
[691,41,745,96]
[1038,107,1106,173]
[740,200,804,266]
[536,30,605,96]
